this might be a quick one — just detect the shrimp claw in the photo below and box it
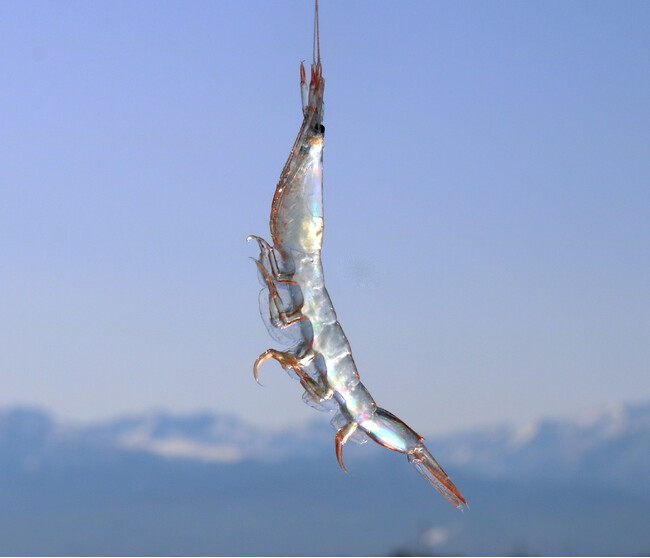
[247,235,291,280]
[253,348,297,385]
[254,348,332,401]
[335,421,358,473]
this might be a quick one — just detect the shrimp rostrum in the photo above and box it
[247,1,467,510]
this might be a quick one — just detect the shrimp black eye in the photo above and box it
[319,124,325,134]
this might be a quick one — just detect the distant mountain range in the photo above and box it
[434,401,650,494]
[0,402,648,556]
[3,401,646,492]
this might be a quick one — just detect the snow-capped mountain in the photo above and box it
[0,406,331,466]
[433,401,650,493]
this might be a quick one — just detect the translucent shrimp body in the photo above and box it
[248,1,466,510]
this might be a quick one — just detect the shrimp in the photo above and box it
[247,0,467,510]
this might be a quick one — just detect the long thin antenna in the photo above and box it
[313,0,320,64]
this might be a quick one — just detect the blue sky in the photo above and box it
[0,1,648,433]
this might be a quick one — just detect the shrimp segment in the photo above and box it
[248,0,467,510]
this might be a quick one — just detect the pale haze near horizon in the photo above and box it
[1,1,648,434]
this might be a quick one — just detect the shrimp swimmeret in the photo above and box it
[247,1,467,510]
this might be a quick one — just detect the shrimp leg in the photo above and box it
[254,348,332,400]
[247,235,292,281]
[252,258,305,326]
[335,421,358,473]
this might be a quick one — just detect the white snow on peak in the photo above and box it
[117,423,245,463]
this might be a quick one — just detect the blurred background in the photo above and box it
[0,0,648,555]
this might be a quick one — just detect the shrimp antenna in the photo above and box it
[313,0,319,63]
